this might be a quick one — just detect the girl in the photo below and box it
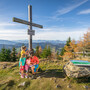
[21,46,29,56]
[25,56,34,78]
[19,54,26,78]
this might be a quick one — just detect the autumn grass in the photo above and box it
[0,60,90,90]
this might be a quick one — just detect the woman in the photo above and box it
[30,52,39,74]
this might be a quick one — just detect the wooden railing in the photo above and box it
[74,52,90,57]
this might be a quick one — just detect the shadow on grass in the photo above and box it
[1,80,15,90]
[74,77,90,83]
[37,69,66,78]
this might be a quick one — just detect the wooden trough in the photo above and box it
[70,60,90,67]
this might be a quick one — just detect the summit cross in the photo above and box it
[13,5,43,50]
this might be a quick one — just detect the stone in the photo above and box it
[37,76,41,79]
[18,81,30,88]
[31,75,36,79]
[50,78,53,80]
[45,69,48,73]
[56,84,61,88]
[83,86,90,89]
[67,84,71,88]
[63,61,90,78]
[2,64,7,69]
[62,78,66,81]
[46,69,48,71]
[54,80,56,83]
[18,82,25,87]
[9,62,18,69]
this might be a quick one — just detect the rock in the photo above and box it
[83,86,90,89]
[63,61,90,78]
[2,64,7,69]
[28,75,31,79]
[18,82,26,87]
[45,69,48,73]
[67,84,71,88]
[62,78,66,81]
[54,80,57,83]
[18,81,30,88]
[56,84,61,88]
[9,62,18,69]
[37,76,41,79]
[50,78,53,80]
[46,69,48,71]
[31,75,36,79]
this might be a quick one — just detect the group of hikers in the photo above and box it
[19,46,39,78]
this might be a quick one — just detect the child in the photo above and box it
[21,46,27,56]
[19,54,26,78]
[30,52,39,75]
[25,56,34,78]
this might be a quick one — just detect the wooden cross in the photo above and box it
[13,5,43,50]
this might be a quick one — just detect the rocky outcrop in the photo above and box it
[63,61,90,78]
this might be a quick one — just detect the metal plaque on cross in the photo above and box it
[28,29,35,35]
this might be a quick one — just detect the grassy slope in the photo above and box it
[0,60,90,90]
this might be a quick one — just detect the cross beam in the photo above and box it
[13,5,43,50]
[13,17,43,28]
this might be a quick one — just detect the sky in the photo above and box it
[0,0,90,41]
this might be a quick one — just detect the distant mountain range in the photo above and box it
[0,39,66,51]
[13,40,66,44]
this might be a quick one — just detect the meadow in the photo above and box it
[0,58,90,90]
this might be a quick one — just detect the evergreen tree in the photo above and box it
[60,37,71,56]
[56,50,62,60]
[5,49,11,62]
[0,47,6,61]
[66,37,71,46]
[47,46,51,57]
[35,45,40,57]
[40,45,48,58]
[11,47,17,62]
[40,45,52,59]
[60,48,65,56]
[56,50,59,55]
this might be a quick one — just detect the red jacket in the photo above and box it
[30,56,39,64]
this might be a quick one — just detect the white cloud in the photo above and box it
[0,26,88,40]
[78,9,90,14]
[0,23,16,26]
[56,0,88,16]
[48,16,63,21]
[0,29,28,40]
[0,22,20,27]
[47,0,88,21]
[34,28,87,40]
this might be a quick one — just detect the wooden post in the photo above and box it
[13,5,43,51]
[28,5,32,50]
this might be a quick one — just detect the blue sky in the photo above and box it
[0,0,90,40]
